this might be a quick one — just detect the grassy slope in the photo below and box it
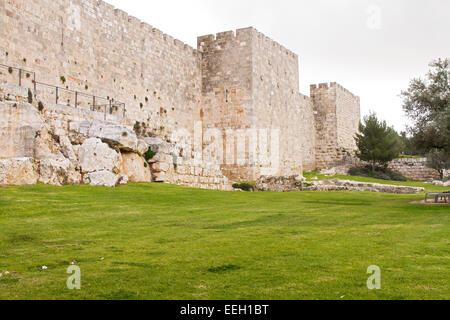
[0,179,448,300]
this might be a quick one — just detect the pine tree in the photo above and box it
[355,113,401,172]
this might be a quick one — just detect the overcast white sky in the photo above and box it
[107,0,449,132]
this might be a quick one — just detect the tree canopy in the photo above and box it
[355,113,401,171]
[401,58,450,178]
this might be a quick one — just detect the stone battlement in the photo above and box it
[0,0,362,187]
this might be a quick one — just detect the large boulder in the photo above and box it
[119,153,151,183]
[88,120,138,151]
[69,120,138,152]
[78,138,120,174]
[38,158,81,186]
[34,127,64,160]
[83,170,119,187]
[0,158,38,185]
[59,135,78,163]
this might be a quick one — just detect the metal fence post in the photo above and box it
[74,91,78,108]
[92,96,95,111]
[18,69,22,86]
[55,87,59,104]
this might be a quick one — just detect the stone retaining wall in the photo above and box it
[388,158,440,181]
[256,176,424,194]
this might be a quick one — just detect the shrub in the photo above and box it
[60,76,66,84]
[144,148,157,162]
[349,165,407,181]
[8,67,13,74]
[38,101,44,112]
[232,183,254,192]
[27,89,33,104]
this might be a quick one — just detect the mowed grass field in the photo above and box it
[0,178,448,300]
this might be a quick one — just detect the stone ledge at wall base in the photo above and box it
[256,176,424,194]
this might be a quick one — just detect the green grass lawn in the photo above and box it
[0,178,448,300]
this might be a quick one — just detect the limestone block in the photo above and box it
[137,139,149,155]
[0,158,38,185]
[119,153,151,183]
[34,128,64,160]
[153,171,166,182]
[0,101,45,159]
[118,174,129,185]
[79,138,120,174]
[38,158,81,186]
[152,162,170,173]
[88,120,138,151]
[83,170,119,187]
[68,121,91,144]
[59,135,78,163]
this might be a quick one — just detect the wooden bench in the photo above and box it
[425,192,450,203]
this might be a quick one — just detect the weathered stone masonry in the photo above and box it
[0,0,361,187]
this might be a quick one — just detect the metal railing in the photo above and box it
[0,63,126,119]
[0,63,36,91]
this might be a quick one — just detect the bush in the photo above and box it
[27,89,33,104]
[144,148,157,162]
[349,165,407,181]
[232,183,254,192]
[38,101,44,112]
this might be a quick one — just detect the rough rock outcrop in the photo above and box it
[88,120,138,151]
[119,153,151,183]
[78,138,120,174]
[0,158,38,185]
[0,101,44,159]
[83,170,119,187]
[69,120,139,152]
[38,158,81,186]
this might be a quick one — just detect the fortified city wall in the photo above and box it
[0,0,363,188]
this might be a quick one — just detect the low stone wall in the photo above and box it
[256,176,424,194]
[388,158,440,181]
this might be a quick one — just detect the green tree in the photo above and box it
[355,113,402,172]
[401,58,450,177]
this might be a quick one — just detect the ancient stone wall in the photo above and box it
[311,82,360,170]
[252,29,310,177]
[388,158,440,181]
[0,0,201,141]
[198,28,255,180]
[0,0,362,185]
[335,83,360,151]
[198,28,317,180]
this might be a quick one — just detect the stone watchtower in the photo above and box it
[197,27,360,180]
